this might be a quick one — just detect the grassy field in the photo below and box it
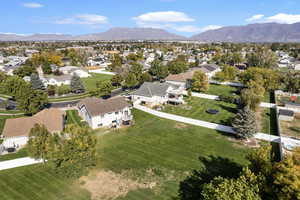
[0,148,28,162]
[206,84,240,96]
[49,93,90,103]
[95,109,249,199]
[81,73,113,92]
[163,97,237,126]
[0,109,250,200]
[259,108,277,135]
[66,110,87,127]
[0,165,91,200]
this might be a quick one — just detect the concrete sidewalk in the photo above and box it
[0,157,43,171]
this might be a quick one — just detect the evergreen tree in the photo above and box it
[232,106,257,139]
[70,75,85,93]
[30,73,45,90]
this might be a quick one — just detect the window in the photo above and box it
[98,123,103,127]
[115,111,119,115]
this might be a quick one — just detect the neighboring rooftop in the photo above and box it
[2,108,65,138]
[131,82,179,97]
[279,109,294,117]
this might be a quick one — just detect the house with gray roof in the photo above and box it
[198,64,221,79]
[131,82,185,107]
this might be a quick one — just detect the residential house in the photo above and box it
[44,74,72,86]
[293,61,300,70]
[165,68,201,88]
[78,97,133,129]
[59,66,91,78]
[1,108,65,148]
[131,82,185,106]
[198,64,221,79]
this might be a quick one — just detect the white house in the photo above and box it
[131,82,185,107]
[59,66,91,78]
[78,97,133,129]
[293,61,300,71]
[44,75,72,86]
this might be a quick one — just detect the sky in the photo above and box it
[1,0,300,36]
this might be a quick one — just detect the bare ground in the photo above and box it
[79,170,156,200]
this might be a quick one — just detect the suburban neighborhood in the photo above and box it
[1,1,300,200]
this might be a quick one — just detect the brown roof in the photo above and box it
[2,108,65,138]
[78,97,131,117]
[165,68,202,82]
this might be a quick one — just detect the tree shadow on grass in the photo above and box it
[218,104,237,114]
[177,155,243,200]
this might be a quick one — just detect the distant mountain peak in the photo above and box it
[190,22,300,42]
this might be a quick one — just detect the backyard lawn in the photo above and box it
[81,73,113,92]
[259,108,277,135]
[0,165,91,200]
[0,109,250,200]
[163,97,237,126]
[206,84,240,97]
[66,110,87,127]
[0,148,28,162]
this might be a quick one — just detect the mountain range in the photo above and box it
[1,23,300,42]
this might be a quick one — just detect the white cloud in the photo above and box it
[55,14,108,25]
[246,14,264,22]
[23,3,44,8]
[265,13,300,24]
[172,25,202,33]
[246,13,300,24]
[133,11,194,23]
[132,11,202,33]
[200,25,222,32]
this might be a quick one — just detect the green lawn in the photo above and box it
[0,109,250,200]
[206,84,240,97]
[66,110,87,127]
[81,73,113,92]
[163,97,237,126]
[0,165,91,200]
[49,93,90,103]
[260,108,277,135]
[0,148,28,161]
[96,109,249,199]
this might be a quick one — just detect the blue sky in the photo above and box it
[1,0,300,36]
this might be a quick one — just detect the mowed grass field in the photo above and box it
[81,73,113,92]
[0,109,250,200]
[0,165,91,200]
[206,84,240,96]
[95,109,249,199]
[163,97,237,126]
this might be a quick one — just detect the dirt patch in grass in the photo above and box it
[175,123,188,129]
[79,170,156,200]
[228,137,260,148]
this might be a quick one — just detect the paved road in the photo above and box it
[0,157,43,171]
[134,105,300,148]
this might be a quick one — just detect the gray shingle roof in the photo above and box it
[131,82,177,97]
[279,109,294,117]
